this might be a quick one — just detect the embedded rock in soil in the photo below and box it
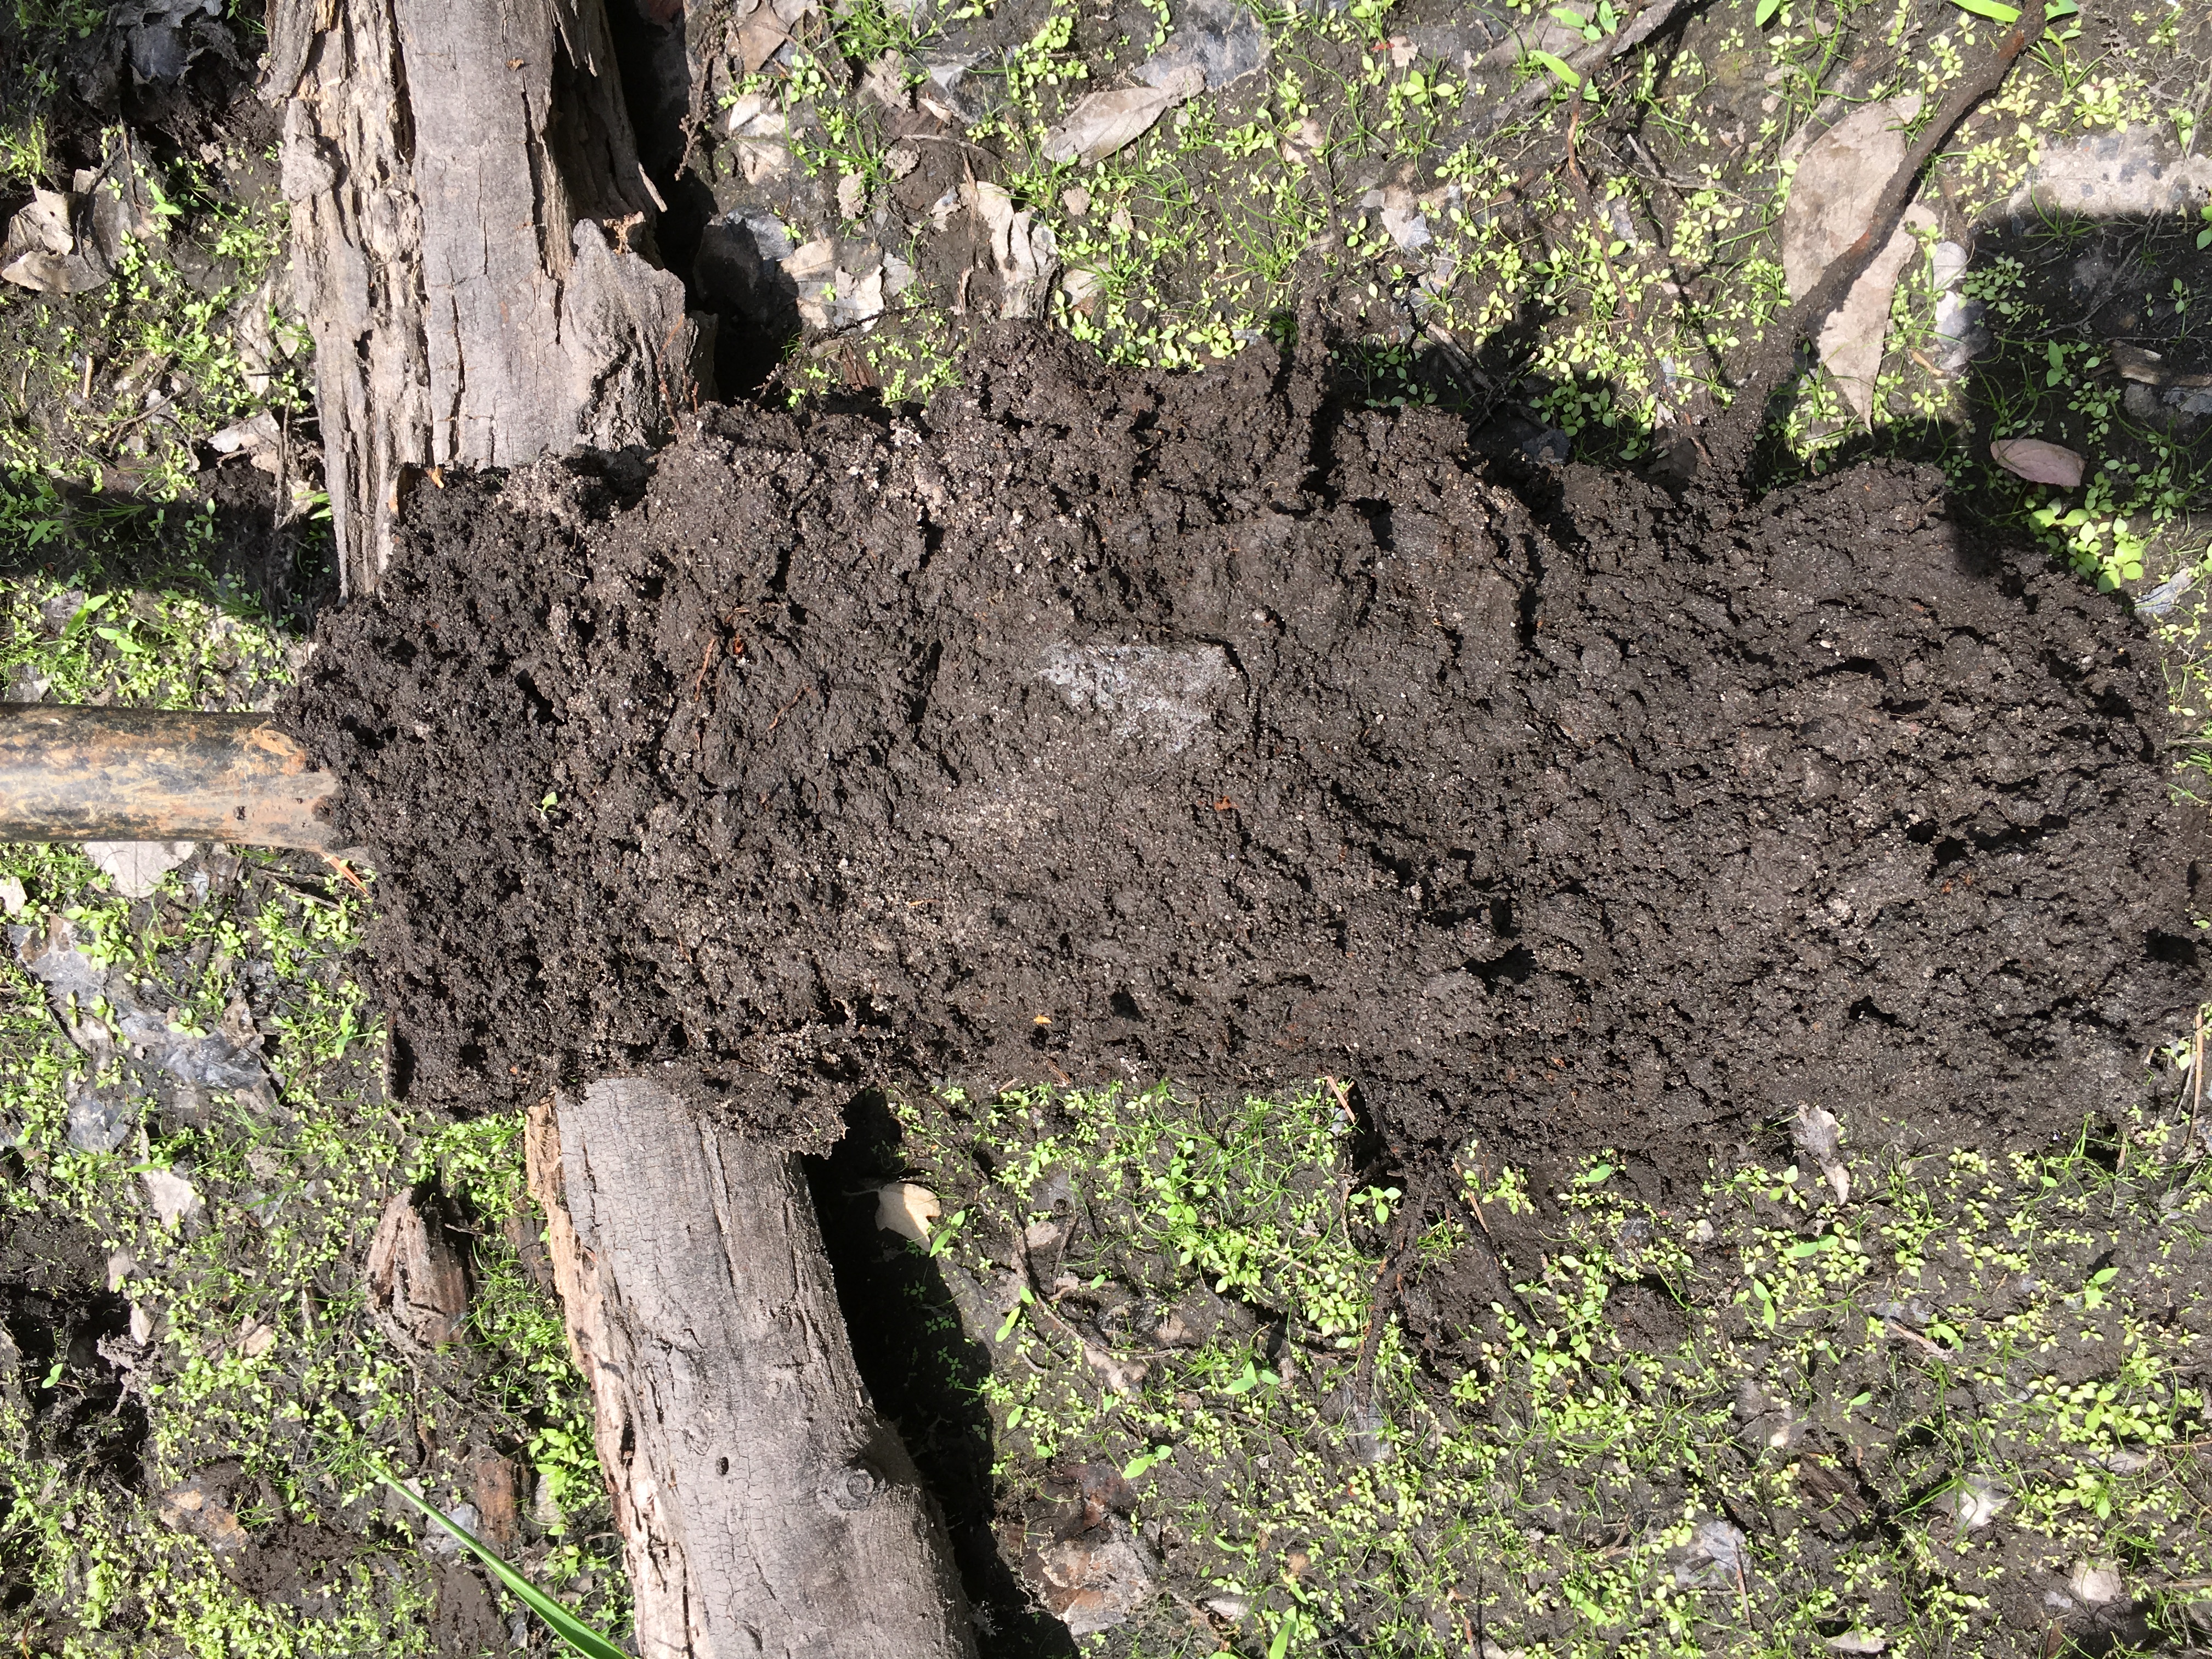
[285,330,2205,1182]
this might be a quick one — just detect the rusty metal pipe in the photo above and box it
[0,705,341,852]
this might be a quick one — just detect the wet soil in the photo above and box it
[289,328,2205,1183]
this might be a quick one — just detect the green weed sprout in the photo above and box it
[376,1467,626,1659]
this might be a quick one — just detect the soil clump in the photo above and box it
[286,330,2206,1183]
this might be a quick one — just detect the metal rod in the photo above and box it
[0,705,341,852]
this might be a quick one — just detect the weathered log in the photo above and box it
[525,1082,977,1659]
[262,0,698,597]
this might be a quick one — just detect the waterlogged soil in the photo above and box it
[289,329,2206,1183]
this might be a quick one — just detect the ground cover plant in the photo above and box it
[862,1075,2212,1655]
[1,0,2210,1655]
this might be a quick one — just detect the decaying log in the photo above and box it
[526,1082,976,1659]
[262,0,697,597]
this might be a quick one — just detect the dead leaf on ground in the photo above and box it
[963,180,1060,320]
[1812,203,1934,426]
[1781,96,1923,300]
[1933,1471,2009,1532]
[158,1475,248,1552]
[1990,438,2085,488]
[0,187,108,295]
[1,247,108,296]
[209,410,281,461]
[1080,1341,1148,1393]
[1029,1523,1155,1637]
[875,1180,941,1243]
[2069,1558,2125,1604]
[142,1167,202,1229]
[83,839,194,899]
[1040,74,1200,166]
[4,190,74,257]
[1790,1104,1851,1204]
[861,52,911,111]
[365,1189,471,1353]
[731,0,792,72]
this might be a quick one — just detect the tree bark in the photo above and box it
[262,0,698,597]
[526,1082,977,1659]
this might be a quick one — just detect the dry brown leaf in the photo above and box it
[861,52,911,112]
[962,180,1060,319]
[1810,202,1934,426]
[1041,71,1202,166]
[732,0,791,73]
[1990,438,2085,488]
[875,1180,940,1243]
[3,189,74,258]
[1781,96,1923,301]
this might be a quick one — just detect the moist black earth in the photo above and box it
[286,329,2207,1184]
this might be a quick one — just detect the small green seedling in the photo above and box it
[379,1468,626,1659]
[995,1283,1034,1342]
[1122,1444,1172,1480]
[1525,50,1581,89]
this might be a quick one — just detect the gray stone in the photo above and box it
[2013,125,2212,219]
[65,1089,137,1154]
[1137,0,1268,90]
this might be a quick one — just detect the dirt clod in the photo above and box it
[287,330,2205,1181]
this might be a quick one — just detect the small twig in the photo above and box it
[1323,1074,1357,1127]
[762,683,813,737]
[319,855,370,896]
[1453,1157,1498,1245]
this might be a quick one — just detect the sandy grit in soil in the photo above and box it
[285,330,2205,1186]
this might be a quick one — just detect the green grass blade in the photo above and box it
[1948,0,2021,18]
[378,1471,629,1659]
[1526,49,1581,87]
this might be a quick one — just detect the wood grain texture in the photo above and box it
[530,1082,975,1659]
[263,0,696,597]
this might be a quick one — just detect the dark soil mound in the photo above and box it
[286,331,2205,1179]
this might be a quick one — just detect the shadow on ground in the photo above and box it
[810,1093,1082,1659]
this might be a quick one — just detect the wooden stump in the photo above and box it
[263,0,698,597]
[526,1081,976,1659]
